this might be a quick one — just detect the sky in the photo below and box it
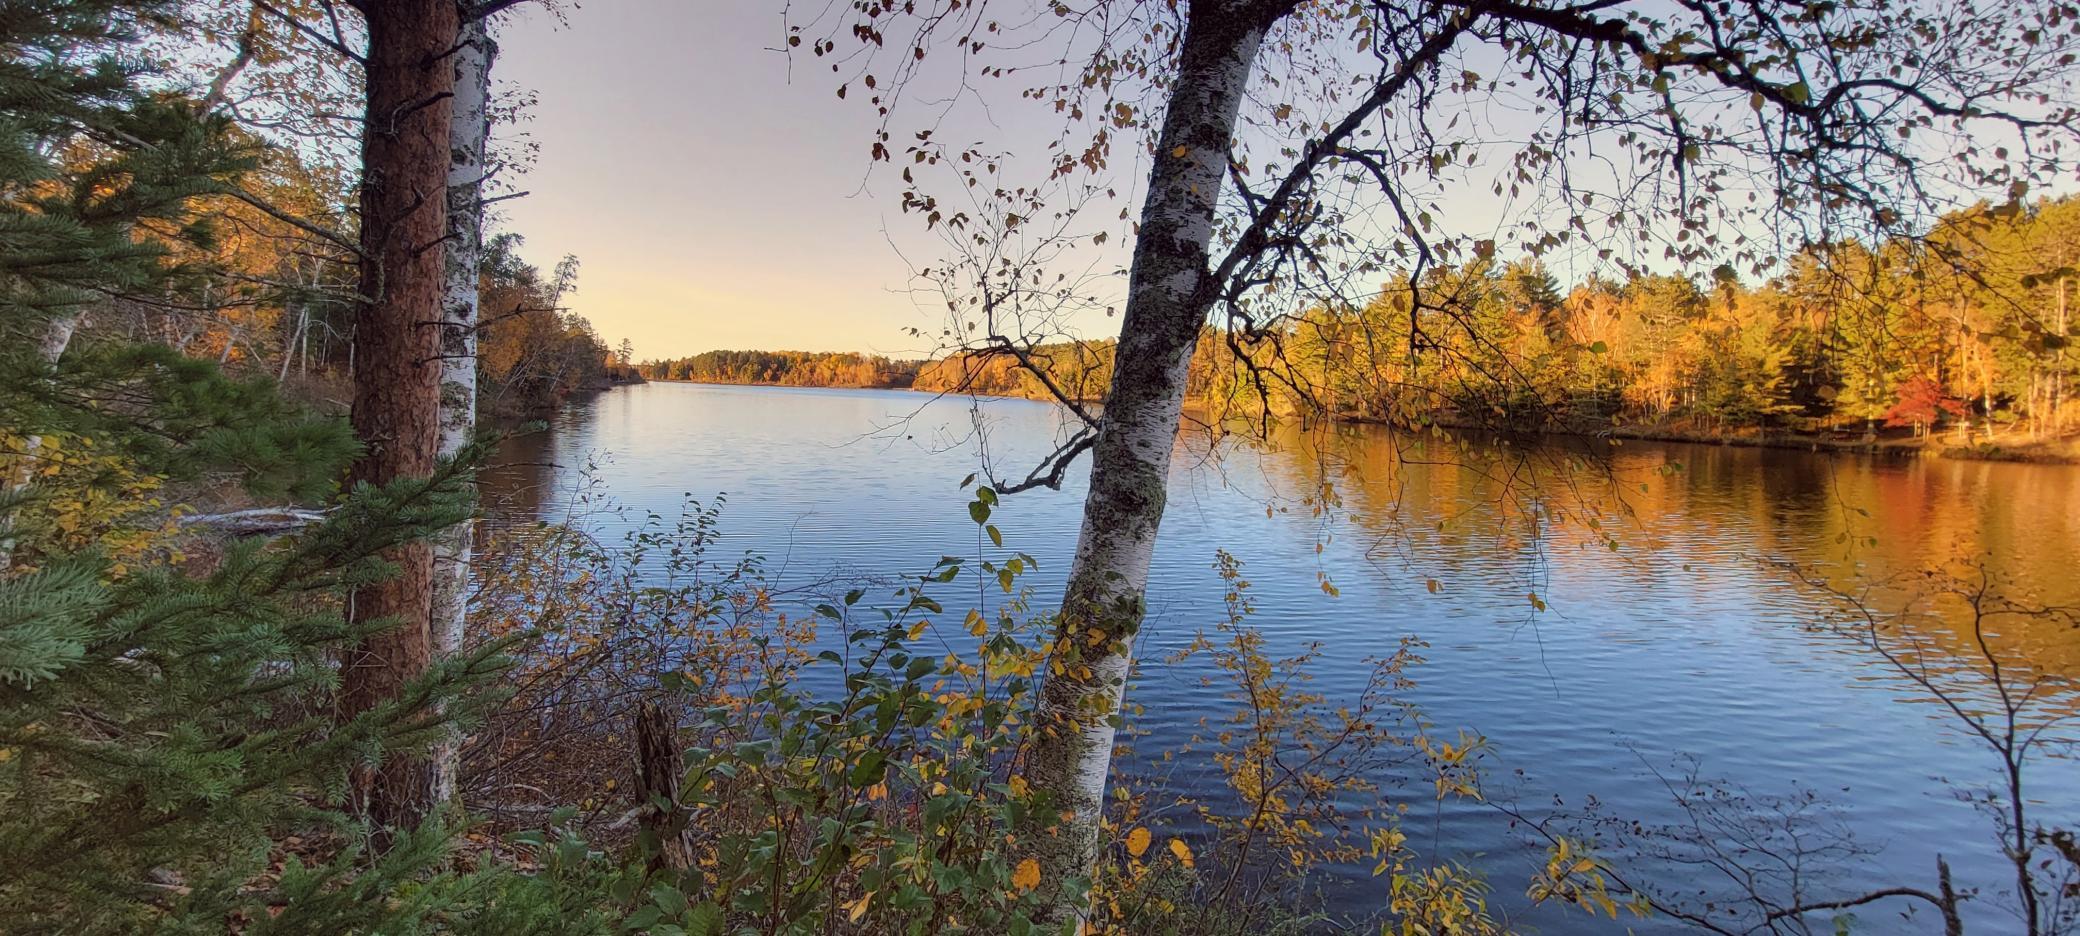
[479,1,1736,363]
[482,1,2056,364]
[490,2,1040,362]
[488,0,1513,364]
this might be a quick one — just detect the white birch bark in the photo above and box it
[1021,2,1273,923]
[1,314,84,572]
[429,13,494,805]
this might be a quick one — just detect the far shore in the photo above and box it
[633,377,2080,465]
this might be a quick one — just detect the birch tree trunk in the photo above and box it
[0,314,84,572]
[428,10,495,808]
[1020,2,1273,921]
[339,0,459,844]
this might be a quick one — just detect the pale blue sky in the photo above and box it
[484,1,2045,363]
[492,2,1067,361]
[482,1,1701,362]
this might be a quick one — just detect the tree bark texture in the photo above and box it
[428,10,495,808]
[1020,1,1273,923]
[635,702,694,874]
[340,0,460,842]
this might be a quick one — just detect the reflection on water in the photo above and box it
[484,382,2079,934]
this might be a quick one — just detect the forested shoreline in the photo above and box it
[5,0,2078,934]
[643,201,2080,463]
[637,349,919,388]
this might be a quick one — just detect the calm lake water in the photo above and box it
[485,381,2080,934]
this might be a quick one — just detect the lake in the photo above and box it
[484,380,2080,934]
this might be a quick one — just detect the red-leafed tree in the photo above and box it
[1883,374,1969,437]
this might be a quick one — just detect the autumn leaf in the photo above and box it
[1126,827,1152,858]
[1012,857,1042,893]
[1168,838,1195,868]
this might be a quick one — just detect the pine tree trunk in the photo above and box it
[340,0,460,844]
[428,11,495,808]
[1020,3,1270,923]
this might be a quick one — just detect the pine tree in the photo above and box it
[0,4,528,931]
[0,460,502,931]
[0,0,259,568]
[338,0,462,841]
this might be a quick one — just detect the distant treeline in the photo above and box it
[639,350,922,388]
[638,198,2080,445]
[637,342,1115,399]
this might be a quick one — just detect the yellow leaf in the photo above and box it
[1126,827,1151,858]
[846,891,873,922]
[1168,838,1195,868]
[1170,144,1190,159]
[1012,857,1042,893]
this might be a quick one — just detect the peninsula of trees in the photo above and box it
[7,0,2077,932]
[639,349,920,388]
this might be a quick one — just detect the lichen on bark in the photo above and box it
[1019,1,1278,924]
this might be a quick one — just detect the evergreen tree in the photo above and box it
[0,461,501,931]
[0,4,532,931]
[0,0,273,566]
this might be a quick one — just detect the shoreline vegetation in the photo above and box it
[9,0,2080,933]
[637,199,2080,466]
[630,386,2080,466]
[638,374,2080,463]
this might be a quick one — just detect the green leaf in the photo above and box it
[651,882,689,916]
[849,750,888,785]
[688,902,723,936]
[969,500,991,525]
